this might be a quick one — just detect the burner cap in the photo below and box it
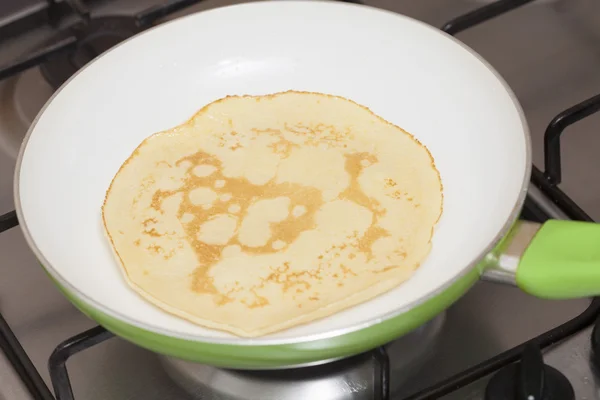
[485,344,574,400]
[160,314,445,400]
[40,16,142,89]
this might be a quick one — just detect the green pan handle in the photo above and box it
[484,219,600,299]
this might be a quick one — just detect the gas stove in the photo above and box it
[1,0,600,399]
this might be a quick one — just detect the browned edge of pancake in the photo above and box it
[100,90,444,335]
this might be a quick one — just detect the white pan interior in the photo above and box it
[16,1,529,343]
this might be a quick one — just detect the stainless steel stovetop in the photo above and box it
[1,1,600,399]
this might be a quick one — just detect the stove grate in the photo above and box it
[0,313,53,399]
[542,93,600,186]
[0,0,211,84]
[441,0,537,35]
[48,326,114,400]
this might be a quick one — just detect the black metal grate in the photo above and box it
[0,0,209,82]
[48,327,114,400]
[0,0,599,399]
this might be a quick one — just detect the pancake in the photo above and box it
[101,90,443,337]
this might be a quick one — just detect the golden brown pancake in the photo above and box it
[102,91,443,337]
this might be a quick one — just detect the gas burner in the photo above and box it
[485,343,574,400]
[39,16,143,89]
[0,68,53,159]
[160,314,445,400]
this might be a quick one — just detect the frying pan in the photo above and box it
[15,1,600,369]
